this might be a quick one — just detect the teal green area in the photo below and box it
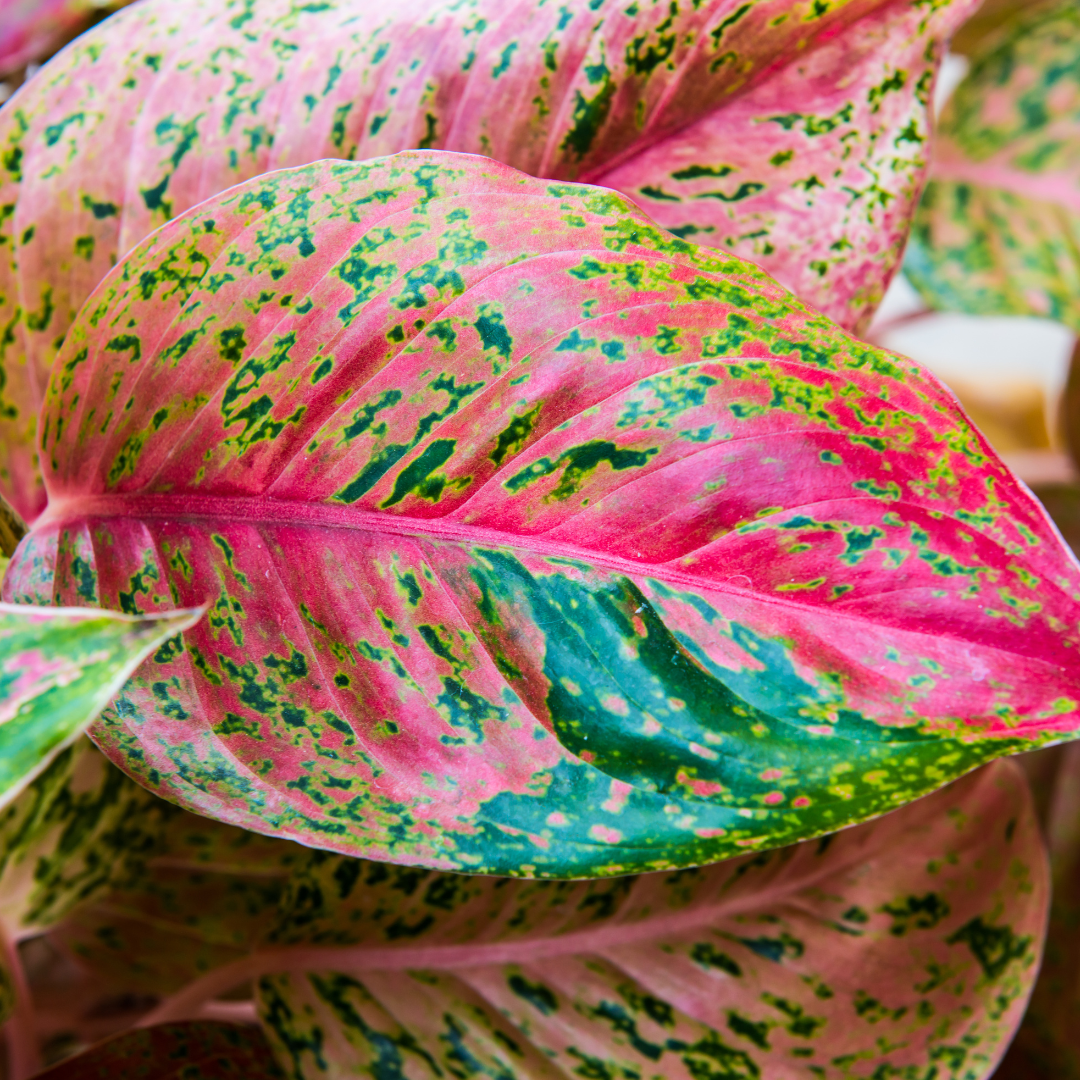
[441,551,1028,877]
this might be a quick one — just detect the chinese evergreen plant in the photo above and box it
[0,1,1074,1077]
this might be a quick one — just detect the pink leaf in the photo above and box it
[135,763,1048,1080]
[0,0,979,520]
[7,152,1079,875]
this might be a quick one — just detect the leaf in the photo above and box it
[0,600,202,810]
[34,1020,282,1079]
[51,810,305,997]
[0,737,181,1036]
[8,152,1080,876]
[0,0,978,519]
[906,0,1080,331]
[991,742,1080,1077]
[0,0,129,79]
[128,761,1043,1080]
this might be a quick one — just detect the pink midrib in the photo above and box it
[32,490,1080,663]
[36,489,754,599]
[138,849,843,1028]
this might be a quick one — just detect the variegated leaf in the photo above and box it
[123,762,1044,1080]
[52,810,304,997]
[0,600,201,809]
[8,152,1080,877]
[34,1020,283,1079]
[906,0,1080,330]
[0,0,123,79]
[0,737,181,1035]
[0,0,977,519]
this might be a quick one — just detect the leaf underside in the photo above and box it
[0,0,977,519]
[7,152,1080,876]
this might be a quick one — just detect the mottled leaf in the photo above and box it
[906,1,1080,330]
[0,601,201,810]
[992,742,1080,1078]
[34,1020,282,1079]
[0,0,130,79]
[0,737,182,1036]
[52,810,305,997]
[130,762,1045,1080]
[8,152,1080,876]
[0,0,978,519]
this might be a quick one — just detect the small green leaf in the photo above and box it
[0,602,203,809]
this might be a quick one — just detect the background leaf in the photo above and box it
[34,1020,282,1079]
[0,0,132,79]
[906,0,1080,330]
[0,0,978,519]
[8,152,1080,876]
[101,761,1041,1080]
[0,601,202,809]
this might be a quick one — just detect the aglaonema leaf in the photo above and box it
[129,761,1046,1080]
[52,809,304,997]
[34,1020,282,1079]
[0,0,978,520]
[7,151,1080,877]
[0,600,202,809]
[905,0,1080,330]
[0,738,181,1032]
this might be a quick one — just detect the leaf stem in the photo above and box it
[0,493,25,560]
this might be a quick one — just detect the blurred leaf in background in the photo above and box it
[0,0,132,85]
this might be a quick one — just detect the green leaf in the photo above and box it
[906,0,1080,330]
[0,601,202,809]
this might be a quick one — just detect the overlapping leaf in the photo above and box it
[0,0,978,519]
[0,738,182,1032]
[0,0,130,79]
[7,152,1080,876]
[0,601,201,808]
[906,0,1080,330]
[53,810,304,997]
[35,1020,282,1079]
[114,762,1044,1080]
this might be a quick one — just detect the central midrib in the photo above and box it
[33,490,1072,662]
[37,490,743,598]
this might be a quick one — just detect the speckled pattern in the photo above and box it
[0,0,979,519]
[0,600,200,808]
[906,1,1080,329]
[50,762,1051,1080]
[254,763,1046,1080]
[0,738,180,1021]
[5,153,1079,876]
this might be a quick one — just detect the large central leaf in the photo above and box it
[7,152,1080,876]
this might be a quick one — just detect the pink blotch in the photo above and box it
[763,791,785,805]
[589,824,623,844]
[792,796,812,809]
